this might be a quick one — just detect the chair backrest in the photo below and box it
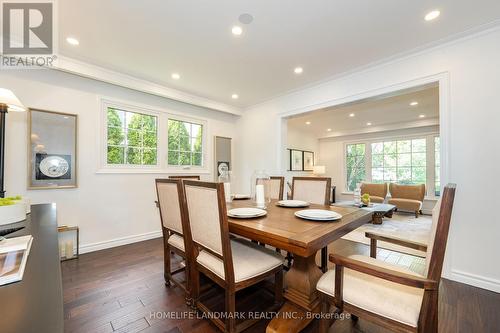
[155,179,185,235]
[389,183,426,202]
[424,184,456,280]
[361,182,388,199]
[169,175,201,180]
[291,177,331,205]
[183,181,234,283]
[269,176,285,200]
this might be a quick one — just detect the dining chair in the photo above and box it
[168,175,201,180]
[155,179,192,305]
[267,176,293,267]
[184,181,284,333]
[291,176,332,272]
[269,176,285,200]
[316,183,456,333]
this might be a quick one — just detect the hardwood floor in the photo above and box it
[62,238,500,333]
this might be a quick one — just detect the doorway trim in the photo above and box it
[277,71,451,272]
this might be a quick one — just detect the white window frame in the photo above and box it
[97,97,209,174]
[342,131,440,199]
[166,114,208,172]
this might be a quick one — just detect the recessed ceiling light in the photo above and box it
[366,122,372,126]
[232,26,243,36]
[305,121,311,125]
[171,73,180,80]
[294,67,303,74]
[327,128,332,132]
[231,94,239,99]
[410,101,419,106]
[425,10,440,21]
[349,113,355,117]
[419,114,426,118]
[66,37,79,45]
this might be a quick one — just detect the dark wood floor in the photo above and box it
[62,238,500,333]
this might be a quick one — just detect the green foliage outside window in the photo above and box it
[106,108,157,165]
[346,143,366,191]
[168,119,203,166]
[371,139,426,185]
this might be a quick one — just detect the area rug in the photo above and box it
[341,213,432,258]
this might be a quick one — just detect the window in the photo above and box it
[167,119,203,167]
[435,136,440,196]
[106,107,158,165]
[344,134,441,197]
[345,143,366,191]
[371,139,426,185]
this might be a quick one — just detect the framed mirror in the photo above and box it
[28,109,78,189]
[214,136,231,180]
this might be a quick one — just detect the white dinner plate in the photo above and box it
[277,200,310,208]
[228,208,267,219]
[233,194,252,200]
[294,209,342,221]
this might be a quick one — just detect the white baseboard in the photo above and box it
[79,230,163,254]
[449,269,500,293]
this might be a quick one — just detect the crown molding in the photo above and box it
[51,55,242,116]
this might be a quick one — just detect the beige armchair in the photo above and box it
[360,182,388,203]
[388,183,426,218]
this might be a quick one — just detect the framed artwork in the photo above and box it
[28,109,78,189]
[217,161,230,177]
[290,149,303,171]
[303,151,315,171]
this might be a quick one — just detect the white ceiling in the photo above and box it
[287,85,439,138]
[58,0,500,108]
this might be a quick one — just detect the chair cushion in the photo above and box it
[369,196,385,203]
[316,255,424,327]
[197,238,283,283]
[388,198,422,211]
[168,234,185,252]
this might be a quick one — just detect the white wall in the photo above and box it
[235,26,500,292]
[284,124,320,183]
[2,69,238,253]
[318,125,439,213]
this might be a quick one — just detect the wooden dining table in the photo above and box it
[227,199,373,333]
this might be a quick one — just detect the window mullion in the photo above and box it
[366,142,372,182]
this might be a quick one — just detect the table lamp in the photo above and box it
[0,88,27,198]
[312,165,326,176]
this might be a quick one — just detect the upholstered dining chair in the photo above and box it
[168,175,201,180]
[269,176,285,200]
[183,181,284,333]
[291,176,332,272]
[316,184,456,333]
[155,179,192,304]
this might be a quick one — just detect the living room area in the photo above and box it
[286,83,441,272]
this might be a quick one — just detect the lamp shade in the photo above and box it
[0,88,26,112]
[313,165,326,175]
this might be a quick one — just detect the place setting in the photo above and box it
[276,199,310,208]
[294,209,342,222]
[227,207,267,219]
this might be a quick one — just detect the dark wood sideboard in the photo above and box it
[0,204,64,333]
